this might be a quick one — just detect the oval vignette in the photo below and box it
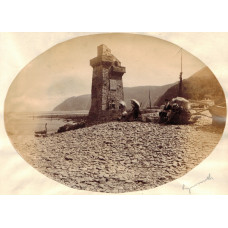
[4,33,227,193]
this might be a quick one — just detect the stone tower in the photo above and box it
[88,44,126,121]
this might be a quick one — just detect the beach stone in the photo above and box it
[9,113,224,194]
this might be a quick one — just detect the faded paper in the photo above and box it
[0,32,227,194]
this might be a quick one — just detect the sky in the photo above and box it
[4,33,205,112]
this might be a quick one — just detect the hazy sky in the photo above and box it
[5,33,205,112]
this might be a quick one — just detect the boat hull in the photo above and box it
[209,105,227,127]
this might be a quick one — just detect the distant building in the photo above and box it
[88,44,126,121]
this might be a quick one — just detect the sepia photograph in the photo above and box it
[3,33,227,193]
[1,1,228,227]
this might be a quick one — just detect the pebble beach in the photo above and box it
[10,115,224,193]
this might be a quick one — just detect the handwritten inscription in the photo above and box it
[182,173,213,194]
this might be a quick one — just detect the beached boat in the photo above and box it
[209,104,226,126]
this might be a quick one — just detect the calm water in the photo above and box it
[4,111,89,136]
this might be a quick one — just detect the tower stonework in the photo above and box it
[88,44,126,121]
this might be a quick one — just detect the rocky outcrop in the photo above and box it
[57,122,86,133]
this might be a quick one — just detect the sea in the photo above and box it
[4,111,89,136]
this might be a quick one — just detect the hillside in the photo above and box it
[53,84,175,111]
[123,84,176,108]
[154,67,226,106]
[53,94,91,111]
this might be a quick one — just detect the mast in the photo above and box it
[149,89,152,109]
[178,48,183,97]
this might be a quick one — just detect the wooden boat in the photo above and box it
[209,104,227,126]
